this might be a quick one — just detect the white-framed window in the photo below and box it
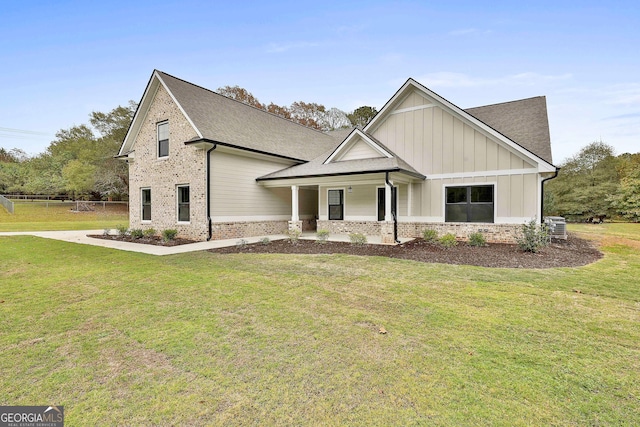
[157,121,169,158]
[177,185,190,223]
[141,188,151,221]
[328,188,344,220]
[445,185,494,223]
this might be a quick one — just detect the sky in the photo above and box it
[1,0,638,163]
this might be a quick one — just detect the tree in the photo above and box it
[62,159,96,198]
[347,106,378,127]
[217,85,265,109]
[324,107,352,131]
[608,153,640,221]
[266,102,292,120]
[546,141,620,220]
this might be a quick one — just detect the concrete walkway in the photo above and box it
[0,230,412,256]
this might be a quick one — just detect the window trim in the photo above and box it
[444,184,495,223]
[177,184,190,223]
[141,187,151,222]
[327,188,345,221]
[157,121,169,158]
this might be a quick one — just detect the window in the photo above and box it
[445,185,494,223]
[177,185,190,222]
[141,188,151,221]
[157,121,169,157]
[328,189,344,220]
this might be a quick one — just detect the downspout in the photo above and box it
[206,144,217,241]
[540,167,559,221]
[385,172,400,244]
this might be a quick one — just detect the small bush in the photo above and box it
[287,229,301,244]
[316,229,330,244]
[236,239,248,248]
[422,228,438,243]
[468,232,486,247]
[130,228,144,239]
[259,237,271,245]
[162,229,178,242]
[516,218,549,253]
[102,228,110,236]
[439,233,458,248]
[143,228,156,238]
[349,233,367,246]
[115,224,129,236]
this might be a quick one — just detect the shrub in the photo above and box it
[439,233,458,248]
[349,233,367,246]
[102,228,110,236]
[468,232,486,247]
[516,218,549,253]
[162,229,178,242]
[316,229,330,244]
[115,224,129,236]
[236,239,248,248]
[143,228,156,238]
[130,228,144,239]
[259,237,271,245]
[287,229,301,244]
[422,228,438,243]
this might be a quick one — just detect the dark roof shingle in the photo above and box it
[158,71,338,161]
[464,96,553,164]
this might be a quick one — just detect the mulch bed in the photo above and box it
[88,234,197,247]
[209,233,603,269]
[89,233,602,268]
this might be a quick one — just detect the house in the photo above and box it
[117,70,558,243]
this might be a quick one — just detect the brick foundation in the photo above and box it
[317,220,521,244]
[210,220,289,240]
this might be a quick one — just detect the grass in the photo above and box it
[0,201,128,231]
[0,224,639,425]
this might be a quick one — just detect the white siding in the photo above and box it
[210,151,296,217]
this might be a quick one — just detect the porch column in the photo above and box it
[384,180,393,221]
[381,179,395,244]
[288,185,303,234]
[291,185,299,222]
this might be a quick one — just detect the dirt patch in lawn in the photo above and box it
[209,233,602,269]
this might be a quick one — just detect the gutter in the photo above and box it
[206,144,218,240]
[540,167,559,221]
[385,172,400,244]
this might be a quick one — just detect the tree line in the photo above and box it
[0,86,378,200]
[545,141,640,222]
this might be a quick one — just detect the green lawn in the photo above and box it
[0,201,128,231]
[0,226,639,425]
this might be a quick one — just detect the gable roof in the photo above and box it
[257,132,424,181]
[364,78,556,171]
[324,128,392,164]
[119,70,339,161]
[464,96,552,164]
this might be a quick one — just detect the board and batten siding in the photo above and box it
[337,138,385,161]
[210,151,300,218]
[371,89,539,221]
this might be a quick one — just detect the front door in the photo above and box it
[377,187,397,221]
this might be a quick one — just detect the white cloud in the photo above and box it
[265,41,321,53]
[448,28,493,36]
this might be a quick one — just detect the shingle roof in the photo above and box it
[257,135,424,181]
[157,71,338,161]
[464,96,553,164]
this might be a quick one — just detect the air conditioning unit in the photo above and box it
[545,216,567,240]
